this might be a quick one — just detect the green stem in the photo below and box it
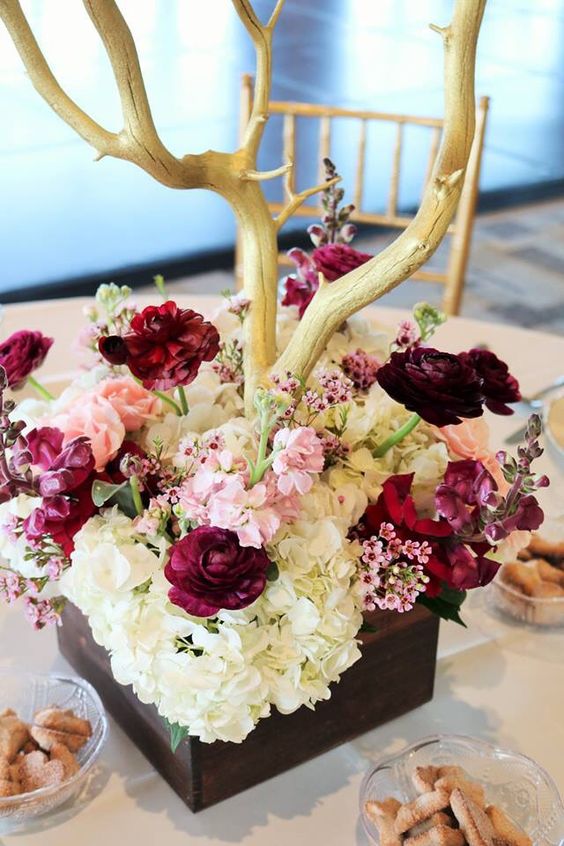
[249,413,271,486]
[373,413,421,458]
[152,389,182,416]
[27,375,54,401]
[177,386,189,416]
[129,475,144,516]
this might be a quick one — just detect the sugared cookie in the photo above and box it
[450,788,497,846]
[0,712,30,762]
[395,790,451,834]
[49,741,80,778]
[365,797,402,846]
[31,708,92,753]
[405,825,465,846]
[18,750,65,793]
[412,766,440,794]
[486,805,532,846]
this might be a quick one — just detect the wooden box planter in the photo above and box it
[58,602,439,811]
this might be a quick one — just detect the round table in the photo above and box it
[1,296,563,846]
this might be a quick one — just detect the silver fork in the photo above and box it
[505,375,564,444]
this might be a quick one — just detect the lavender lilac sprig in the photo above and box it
[307,158,356,247]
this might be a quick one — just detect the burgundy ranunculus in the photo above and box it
[0,330,53,389]
[98,301,220,391]
[376,346,485,426]
[312,243,372,282]
[359,473,499,595]
[165,526,270,617]
[459,348,521,415]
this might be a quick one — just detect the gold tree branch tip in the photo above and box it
[429,22,449,35]
[267,0,287,30]
[276,175,342,229]
[241,163,292,181]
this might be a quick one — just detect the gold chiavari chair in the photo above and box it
[235,74,489,316]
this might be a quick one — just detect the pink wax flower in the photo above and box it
[341,348,381,391]
[272,426,324,495]
[97,376,162,431]
[52,393,125,471]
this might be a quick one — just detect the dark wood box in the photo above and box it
[58,602,439,811]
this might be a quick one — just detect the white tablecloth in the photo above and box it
[0,298,563,845]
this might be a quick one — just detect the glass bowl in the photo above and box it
[488,563,564,628]
[0,672,107,833]
[360,734,564,846]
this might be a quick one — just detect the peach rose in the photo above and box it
[432,418,508,492]
[52,394,125,471]
[97,376,162,431]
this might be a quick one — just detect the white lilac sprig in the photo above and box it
[358,522,430,613]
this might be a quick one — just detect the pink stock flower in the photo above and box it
[52,393,125,471]
[272,427,324,495]
[207,478,281,548]
[97,376,162,431]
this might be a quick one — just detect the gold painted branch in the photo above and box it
[273,0,487,381]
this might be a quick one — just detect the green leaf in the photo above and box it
[163,718,189,753]
[91,479,127,507]
[266,561,279,582]
[359,620,378,634]
[91,479,137,518]
[418,588,467,627]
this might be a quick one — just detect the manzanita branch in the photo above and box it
[273,0,487,382]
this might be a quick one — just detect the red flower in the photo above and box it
[459,349,521,415]
[376,347,485,426]
[99,301,220,391]
[165,526,270,617]
[359,473,499,595]
[0,331,53,389]
[312,243,372,282]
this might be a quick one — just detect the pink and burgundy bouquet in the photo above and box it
[0,181,547,744]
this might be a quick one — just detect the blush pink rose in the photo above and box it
[433,418,508,493]
[97,376,162,431]
[52,394,125,471]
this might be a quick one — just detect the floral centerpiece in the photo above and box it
[0,167,548,744]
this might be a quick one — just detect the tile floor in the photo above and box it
[138,198,564,335]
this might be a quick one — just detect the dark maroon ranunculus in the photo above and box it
[26,427,64,471]
[164,526,270,617]
[0,331,53,389]
[312,243,372,282]
[376,346,485,426]
[99,301,220,391]
[459,348,521,415]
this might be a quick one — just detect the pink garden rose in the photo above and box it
[97,376,162,431]
[52,394,125,471]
